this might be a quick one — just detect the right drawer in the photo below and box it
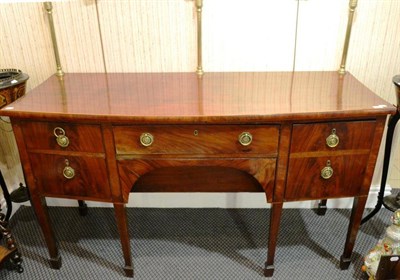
[290,121,376,153]
[285,154,369,200]
[285,120,376,201]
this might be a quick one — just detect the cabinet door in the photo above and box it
[285,154,369,201]
[29,154,112,201]
[21,122,104,153]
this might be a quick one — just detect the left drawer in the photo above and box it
[28,154,111,200]
[20,122,104,153]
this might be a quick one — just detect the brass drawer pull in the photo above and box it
[140,133,154,147]
[326,128,339,148]
[321,160,333,180]
[238,132,253,146]
[54,127,70,148]
[63,159,75,179]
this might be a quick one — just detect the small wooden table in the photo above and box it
[0,71,395,277]
[0,171,23,273]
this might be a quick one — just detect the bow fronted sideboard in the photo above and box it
[0,71,395,277]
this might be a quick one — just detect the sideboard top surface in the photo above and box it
[1,71,395,123]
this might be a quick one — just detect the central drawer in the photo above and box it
[114,125,279,156]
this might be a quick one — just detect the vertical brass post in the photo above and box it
[195,0,204,76]
[337,73,344,110]
[338,0,358,75]
[44,2,64,77]
[57,76,67,112]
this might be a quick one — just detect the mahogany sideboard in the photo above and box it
[0,71,396,277]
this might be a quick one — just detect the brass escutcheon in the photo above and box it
[321,160,333,180]
[63,159,75,179]
[140,133,154,147]
[238,132,252,146]
[54,127,69,148]
[326,128,339,148]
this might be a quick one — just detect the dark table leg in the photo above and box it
[317,199,328,216]
[77,200,88,216]
[0,170,12,222]
[361,111,400,224]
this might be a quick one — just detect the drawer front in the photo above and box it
[114,125,279,156]
[29,154,111,200]
[290,121,376,153]
[21,122,104,153]
[284,154,369,201]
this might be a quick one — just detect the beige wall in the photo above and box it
[1,0,399,193]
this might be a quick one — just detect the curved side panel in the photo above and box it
[118,158,276,203]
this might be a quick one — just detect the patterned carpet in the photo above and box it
[0,206,393,279]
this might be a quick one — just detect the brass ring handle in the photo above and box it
[238,132,253,146]
[63,160,75,179]
[54,127,70,148]
[140,133,154,147]
[326,128,339,148]
[321,160,333,180]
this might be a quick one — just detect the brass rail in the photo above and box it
[195,0,204,76]
[338,0,358,74]
[44,2,64,77]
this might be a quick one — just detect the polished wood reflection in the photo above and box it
[3,72,392,122]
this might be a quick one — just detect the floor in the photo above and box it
[1,207,394,280]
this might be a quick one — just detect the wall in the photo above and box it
[0,0,399,208]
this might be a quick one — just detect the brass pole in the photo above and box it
[338,0,358,75]
[195,0,204,76]
[57,76,67,112]
[44,2,64,77]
